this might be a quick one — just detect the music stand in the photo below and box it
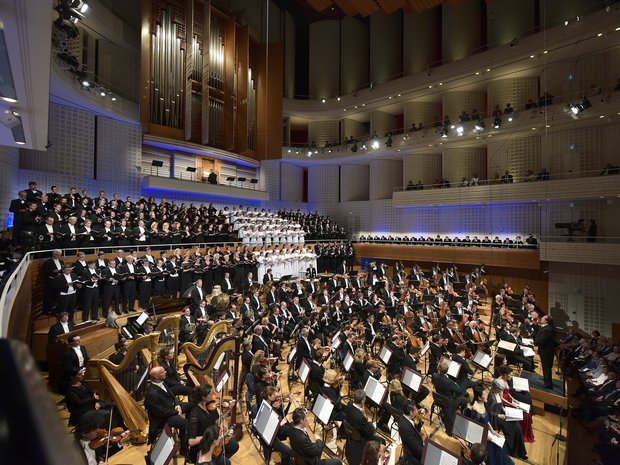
[378,344,393,366]
[186,166,197,181]
[471,349,493,385]
[312,393,335,426]
[343,350,354,372]
[298,357,311,386]
[254,400,281,446]
[439,356,462,379]
[226,176,236,186]
[149,424,179,465]
[363,375,387,412]
[331,331,342,351]
[237,177,247,186]
[215,365,230,393]
[400,366,424,393]
[421,439,462,465]
[287,346,297,365]
[250,178,259,189]
[151,159,164,177]
[452,413,488,447]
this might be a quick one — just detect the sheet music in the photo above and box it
[472,350,492,369]
[504,406,524,421]
[511,376,529,392]
[136,311,149,326]
[216,370,230,393]
[287,347,297,364]
[514,400,531,413]
[453,414,485,445]
[447,360,461,378]
[488,431,506,448]
[424,440,460,465]
[151,430,175,465]
[497,340,517,352]
[343,351,354,372]
[312,394,335,425]
[254,400,280,445]
[520,346,536,357]
[379,345,392,365]
[364,376,387,405]
[136,368,149,392]
[298,359,310,384]
[401,367,423,392]
[214,352,226,371]
[420,341,430,357]
[521,337,534,346]
[331,331,342,349]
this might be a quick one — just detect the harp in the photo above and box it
[182,319,233,366]
[154,314,181,366]
[95,333,159,444]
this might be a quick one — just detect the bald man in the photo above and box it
[144,366,190,445]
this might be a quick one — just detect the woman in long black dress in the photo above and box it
[202,255,214,294]
[486,379,528,460]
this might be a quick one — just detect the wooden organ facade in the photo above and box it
[140,0,282,160]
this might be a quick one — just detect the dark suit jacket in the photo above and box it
[252,335,270,356]
[398,416,423,464]
[263,273,274,283]
[144,383,181,443]
[535,324,557,358]
[62,346,90,375]
[160,359,183,387]
[221,278,233,292]
[43,258,65,279]
[288,426,325,465]
[342,401,375,440]
[432,372,463,398]
[48,321,75,342]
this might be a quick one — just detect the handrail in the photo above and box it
[0,239,350,337]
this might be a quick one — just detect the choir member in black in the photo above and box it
[144,366,191,445]
[48,311,74,342]
[431,360,468,435]
[117,255,138,314]
[398,401,425,465]
[100,260,122,315]
[54,264,80,319]
[187,278,206,311]
[289,407,342,465]
[343,390,384,465]
[221,271,233,293]
[136,259,154,310]
[151,258,167,296]
[43,249,65,313]
[62,334,90,380]
[158,346,192,396]
[187,385,239,464]
[165,255,180,297]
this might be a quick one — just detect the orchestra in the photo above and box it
[38,240,587,465]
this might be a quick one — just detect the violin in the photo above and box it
[88,427,130,449]
[410,334,424,349]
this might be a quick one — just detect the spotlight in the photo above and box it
[371,139,380,150]
[570,96,592,115]
[337,96,341,101]
[508,115,513,122]
[321,97,326,103]
[111,97,117,101]
[570,104,580,115]
[100,91,106,97]
[307,150,312,157]
[456,126,464,136]
[362,144,367,150]
[475,120,485,131]
[564,20,569,26]
[440,129,448,138]
[82,80,90,87]
[493,117,502,129]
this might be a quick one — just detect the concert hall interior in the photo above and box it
[2,1,620,465]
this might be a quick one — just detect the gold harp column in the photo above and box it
[184,0,195,141]
[201,1,211,145]
[223,15,236,151]
[234,25,249,154]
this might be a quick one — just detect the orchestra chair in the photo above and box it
[429,391,450,430]
[244,372,257,420]
[342,420,362,465]
[383,404,402,438]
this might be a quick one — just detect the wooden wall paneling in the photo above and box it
[256,43,284,160]
[223,15,236,151]
[7,266,33,343]
[235,25,249,154]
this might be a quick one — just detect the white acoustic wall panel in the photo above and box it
[308,165,339,204]
[340,165,370,202]
[370,159,403,200]
[487,77,539,114]
[442,92,485,127]
[0,147,20,229]
[442,148,486,185]
[402,153,442,187]
[19,103,95,178]
[308,120,340,147]
[488,135,541,181]
[280,163,304,202]
[403,101,442,130]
